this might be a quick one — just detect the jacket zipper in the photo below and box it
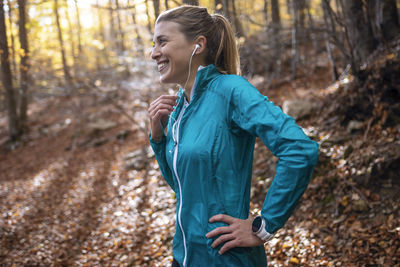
[172,99,189,267]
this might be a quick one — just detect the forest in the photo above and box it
[1,0,400,266]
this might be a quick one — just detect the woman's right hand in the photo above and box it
[148,95,179,142]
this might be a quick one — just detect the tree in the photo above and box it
[17,0,29,132]
[6,0,17,84]
[153,0,160,19]
[270,0,281,77]
[54,0,74,90]
[0,0,19,140]
[144,0,152,33]
[115,0,126,53]
[230,0,245,37]
[322,0,339,81]
[366,0,400,43]
[290,0,299,78]
[127,0,143,55]
[341,0,377,73]
[73,0,82,54]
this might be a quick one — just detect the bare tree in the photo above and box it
[96,0,110,68]
[73,0,82,54]
[144,0,152,34]
[1,0,19,140]
[65,0,77,74]
[263,0,268,25]
[341,0,377,71]
[230,0,245,37]
[322,0,339,81]
[54,0,74,90]
[115,0,126,53]
[108,0,117,49]
[153,0,160,19]
[290,0,299,79]
[17,0,29,132]
[127,0,143,54]
[6,0,17,84]
[367,0,400,43]
[270,0,281,77]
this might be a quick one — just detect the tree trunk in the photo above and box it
[73,0,82,54]
[341,0,377,68]
[379,0,400,41]
[0,0,19,140]
[290,0,299,79]
[322,0,339,81]
[54,0,73,90]
[127,0,143,55]
[17,0,29,132]
[6,0,17,85]
[115,0,125,53]
[65,0,77,75]
[96,0,109,68]
[306,1,319,71]
[222,0,231,22]
[263,0,268,26]
[164,0,168,10]
[108,0,117,49]
[153,0,160,19]
[367,0,400,43]
[271,0,281,33]
[271,0,281,77]
[230,0,245,37]
[182,0,198,5]
[144,0,152,33]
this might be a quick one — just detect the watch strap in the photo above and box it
[253,216,274,242]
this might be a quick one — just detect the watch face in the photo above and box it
[252,216,262,233]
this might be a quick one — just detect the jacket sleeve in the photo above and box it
[228,78,319,234]
[149,134,176,191]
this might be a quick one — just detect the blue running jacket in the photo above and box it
[150,64,319,266]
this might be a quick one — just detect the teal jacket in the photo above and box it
[150,64,319,266]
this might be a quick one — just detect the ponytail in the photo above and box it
[210,14,241,75]
[156,6,241,75]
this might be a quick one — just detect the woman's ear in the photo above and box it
[194,36,207,54]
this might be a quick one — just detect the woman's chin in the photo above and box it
[159,76,178,85]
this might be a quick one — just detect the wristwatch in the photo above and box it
[252,216,274,242]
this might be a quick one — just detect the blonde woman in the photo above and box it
[148,5,319,266]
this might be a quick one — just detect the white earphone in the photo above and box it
[183,44,201,91]
[192,44,200,55]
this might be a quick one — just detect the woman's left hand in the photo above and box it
[205,214,264,255]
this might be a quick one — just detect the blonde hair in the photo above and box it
[156,5,241,75]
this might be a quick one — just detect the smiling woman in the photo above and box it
[147,5,319,267]
[149,6,318,266]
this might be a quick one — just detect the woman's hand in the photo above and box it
[148,95,178,141]
[205,214,264,255]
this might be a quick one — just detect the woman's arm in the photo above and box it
[148,95,178,190]
[206,78,319,254]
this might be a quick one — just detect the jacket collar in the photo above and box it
[193,64,221,93]
[178,64,221,98]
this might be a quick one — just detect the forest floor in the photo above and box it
[1,50,400,266]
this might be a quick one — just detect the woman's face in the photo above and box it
[151,21,195,85]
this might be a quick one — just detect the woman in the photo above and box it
[148,5,319,266]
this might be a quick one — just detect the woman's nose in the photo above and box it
[151,46,160,60]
